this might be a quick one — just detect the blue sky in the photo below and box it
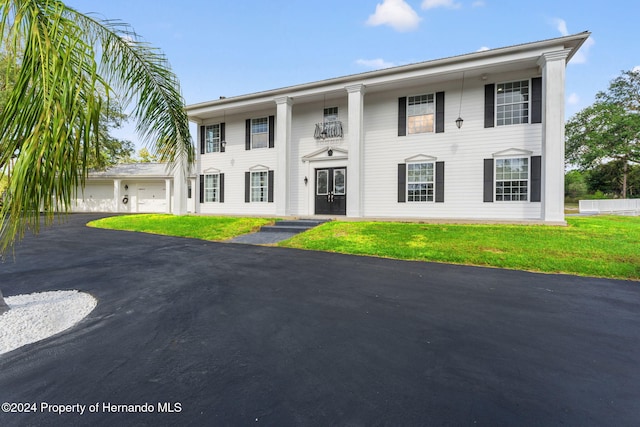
[66,0,639,150]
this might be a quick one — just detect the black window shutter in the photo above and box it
[397,164,406,203]
[268,116,275,148]
[220,123,226,152]
[435,161,445,203]
[268,170,274,203]
[398,97,407,137]
[484,84,495,128]
[199,175,204,203]
[483,158,494,202]
[435,92,445,133]
[531,77,542,124]
[245,119,251,150]
[219,173,225,203]
[245,172,250,202]
[530,156,541,202]
[200,125,205,155]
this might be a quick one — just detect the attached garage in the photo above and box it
[72,163,196,214]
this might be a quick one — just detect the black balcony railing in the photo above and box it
[314,121,343,140]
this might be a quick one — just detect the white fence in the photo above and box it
[579,199,640,215]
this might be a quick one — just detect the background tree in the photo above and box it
[585,161,640,198]
[85,97,135,169]
[565,73,640,197]
[564,170,588,200]
[137,147,158,163]
[0,0,194,253]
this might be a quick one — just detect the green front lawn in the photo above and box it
[278,216,640,281]
[88,214,274,241]
[88,214,640,281]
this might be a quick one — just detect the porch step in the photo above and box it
[259,219,329,233]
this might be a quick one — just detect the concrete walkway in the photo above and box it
[226,219,327,244]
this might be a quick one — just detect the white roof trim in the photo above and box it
[492,148,533,158]
[405,154,438,162]
[302,146,348,163]
[249,164,270,171]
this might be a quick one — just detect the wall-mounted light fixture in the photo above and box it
[304,176,308,186]
[456,71,465,129]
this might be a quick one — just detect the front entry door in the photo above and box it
[315,167,346,215]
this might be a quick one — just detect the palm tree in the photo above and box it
[0,0,194,310]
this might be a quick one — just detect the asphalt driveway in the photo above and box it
[0,214,639,426]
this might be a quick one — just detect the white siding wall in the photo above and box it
[199,108,278,216]
[362,70,543,220]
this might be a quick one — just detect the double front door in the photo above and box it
[315,167,346,215]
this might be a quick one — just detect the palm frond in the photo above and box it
[0,0,193,252]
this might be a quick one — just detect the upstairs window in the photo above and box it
[324,107,338,122]
[407,94,435,134]
[205,124,220,153]
[496,81,529,126]
[251,117,269,149]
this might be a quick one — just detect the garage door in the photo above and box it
[76,182,114,212]
[137,183,166,213]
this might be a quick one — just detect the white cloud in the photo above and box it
[567,93,580,105]
[477,46,490,52]
[422,0,462,9]
[633,65,640,73]
[356,58,396,69]
[552,17,569,36]
[472,1,486,6]
[366,0,422,32]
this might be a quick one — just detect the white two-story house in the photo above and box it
[184,32,590,224]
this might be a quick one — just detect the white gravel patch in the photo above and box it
[0,290,97,355]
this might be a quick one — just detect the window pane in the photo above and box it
[334,169,345,195]
[205,124,220,153]
[496,81,529,126]
[324,107,338,122]
[407,163,434,202]
[204,174,219,202]
[251,171,268,202]
[495,158,528,201]
[317,170,328,195]
[251,118,268,149]
[408,114,434,134]
[407,94,434,134]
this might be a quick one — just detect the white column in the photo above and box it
[346,84,366,217]
[165,178,172,213]
[113,179,121,213]
[538,49,571,223]
[172,153,188,215]
[275,96,293,216]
